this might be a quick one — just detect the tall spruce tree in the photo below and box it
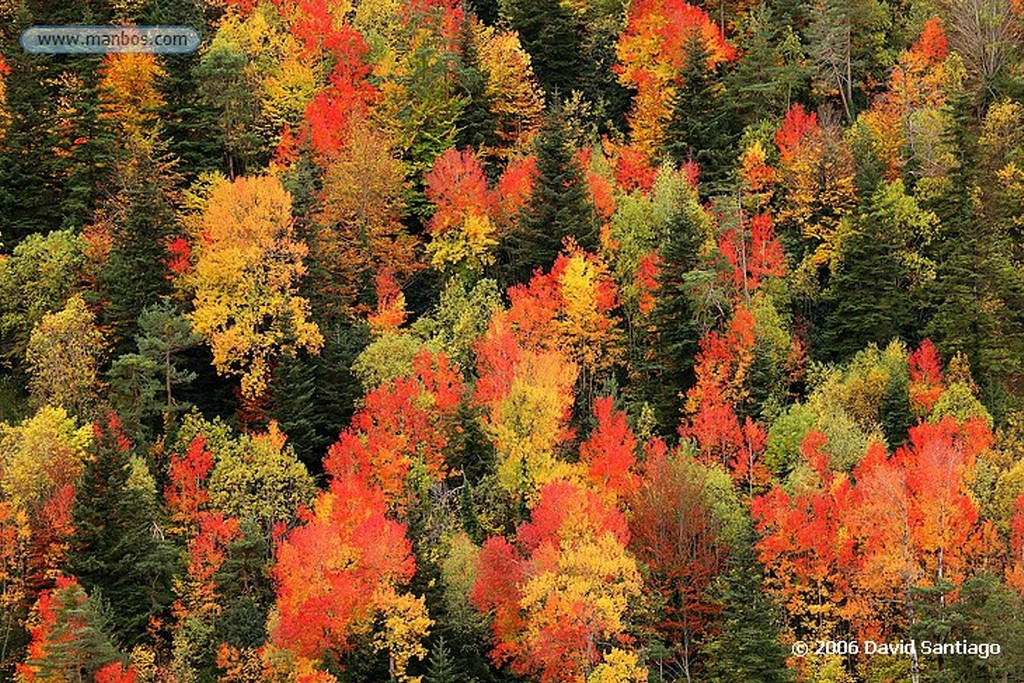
[498,0,586,101]
[69,414,175,647]
[925,90,1024,412]
[823,180,931,361]
[702,527,792,683]
[503,109,597,282]
[638,183,709,436]
[97,136,181,348]
[664,34,736,194]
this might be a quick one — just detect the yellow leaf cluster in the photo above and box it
[188,176,322,399]
[586,648,648,683]
[489,351,579,501]
[556,252,624,373]
[475,26,544,157]
[99,53,166,135]
[0,406,90,518]
[426,211,497,273]
[373,591,432,683]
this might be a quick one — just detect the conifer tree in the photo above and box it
[823,181,931,361]
[498,0,586,100]
[639,183,709,435]
[925,89,1024,410]
[69,414,175,647]
[425,636,467,683]
[702,527,791,683]
[664,35,736,194]
[503,110,597,281]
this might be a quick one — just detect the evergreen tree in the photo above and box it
[503,110,597,281]
[498,0,586,101]
[724,3,808,127]
[925,90,1024,413]
[108,303,201,440]
[215,518,274,649]
[936,574,1024,682]
[454,15,500,156]
[578,4,632,136]
[96,136,181,347]
[270,321,369,473]
[135,303,202,417]
[20,579,124,681]
[69,414,175,647]
[702,527,791,683]
[145,0,223,179]
[425,636,468,683]
[0,1,116,244]
[637,185,709,436]
[823,181,927,361]
[664,35,736,194]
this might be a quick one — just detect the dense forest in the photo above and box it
[1,0,1024,681]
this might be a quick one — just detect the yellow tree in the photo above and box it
[98,53,165,138]
[187,175,322,400]
[25,296,103,418]
[474,25,544,159]
[311,120,420,317]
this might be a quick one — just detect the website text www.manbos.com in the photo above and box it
[20,26,200,54]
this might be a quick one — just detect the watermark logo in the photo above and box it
[20,26,200,55]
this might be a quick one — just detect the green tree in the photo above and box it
[136,303,202,416]
[18,578,124,682]
[824,180,936,361]
[663,34,736,194]
[25,296,103,420]
[637,180,714,436]
[0,2,116,243]
[925,91,1024,415]
[193,39,260,179]
[503,110,597,281]
[68,414,175,647]
[96,134,181,348]
[702,527,792,683]
[725,3,808,126]
[498,0,586,101]
[425,636,468,683]
[0,229,87,365]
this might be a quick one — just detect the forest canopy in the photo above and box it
[1,0,1024,681]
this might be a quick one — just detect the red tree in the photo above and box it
[629,439,731,678]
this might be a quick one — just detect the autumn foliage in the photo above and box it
[472,481,641,683]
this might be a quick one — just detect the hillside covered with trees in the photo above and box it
[1,0,1024,681]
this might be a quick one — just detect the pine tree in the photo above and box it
[503,110,597,282]
[69,414,175,647]
[425,636,467,683]
[925,89,1024,412]
[664,34,736,194]
[270,321,368,473]
[0,1,116,244]
[97,134,181,348]
[135,302,201,417]
[724,3,808,127]
[823,182,919,361]
[702,527,791,683]
[454,16,499,156]
[638,186,709,436]
[498,0,586,101]
[19,578,124,681]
